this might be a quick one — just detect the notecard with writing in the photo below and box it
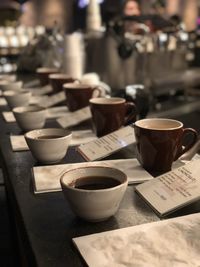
[40,91,66,108]
[2,112,15,122]
[29,95,49,105]
[135,159,200,217]
[77,126,135,161]
[28,85,53,95]
[57,106,92,128]
[23,79,40,88]
[46,106,68,119]
[0,97,7,106]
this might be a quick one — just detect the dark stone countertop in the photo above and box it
[1,76,200,266]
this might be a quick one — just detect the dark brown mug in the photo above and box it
[90,97,137,137]
[49,74,78,93]
[134,118,198,175]
[63,83,103,112]
[36,68,58,86]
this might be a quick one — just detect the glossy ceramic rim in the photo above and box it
[25,128,72,140]
[135,118,183,130]
[49,73,72,80]
[36,67,58,73]
[3,90,30,96]
[13,105,45,113]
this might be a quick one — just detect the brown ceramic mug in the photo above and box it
[90,97,137,137]
[49,74,78,93]
[134,118,198,175]
[36,67,58,86]
[63,83,103,112]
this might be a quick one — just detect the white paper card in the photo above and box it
[10,130,97,152]
[135,159,200,217]
[32,159,153,193]
[77,126,135,161]
[46,106,68,113]
[28,85,53,95]
[57,106,92,128]
[46,106,68,119]
[23,79,40,88]
[0,97,7,106]
[73,213,200,267]
[40,91,66,108]
[2,112,15,122]
[10,135,27,151]
[29,95,49,105]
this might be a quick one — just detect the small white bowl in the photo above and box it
[13,105,47,132]
[60,166,128,222]
[25,128,72,164]
[3,90,32,108]
[0,80,23,91]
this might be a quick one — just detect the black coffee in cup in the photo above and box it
[70,176,121,190]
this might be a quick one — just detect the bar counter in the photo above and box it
[1,80,200,266]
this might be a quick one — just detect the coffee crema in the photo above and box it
[70,176,121,190]
[36,135,64,139]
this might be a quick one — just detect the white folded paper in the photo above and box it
[0,97,7,106]
[73,213,200,267]
[32,158,153,193]
[40,92,66,108]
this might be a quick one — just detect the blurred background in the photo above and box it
[1,0,200,111]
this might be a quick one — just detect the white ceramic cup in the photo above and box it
[25,128,72,164]
[0,80,23,91]
[60,166,128,222]
[13,105,47,132]
[3,90,31,108]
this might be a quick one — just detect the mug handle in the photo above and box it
[124,102,137,125]
[92,85,106,97]
[74,78,81,84]
[174,128,198,161]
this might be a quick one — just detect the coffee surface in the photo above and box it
[71,176,121,190]
[36,135,63,139]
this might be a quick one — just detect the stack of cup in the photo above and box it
[63,33,85,79]
[86,0,102,32]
